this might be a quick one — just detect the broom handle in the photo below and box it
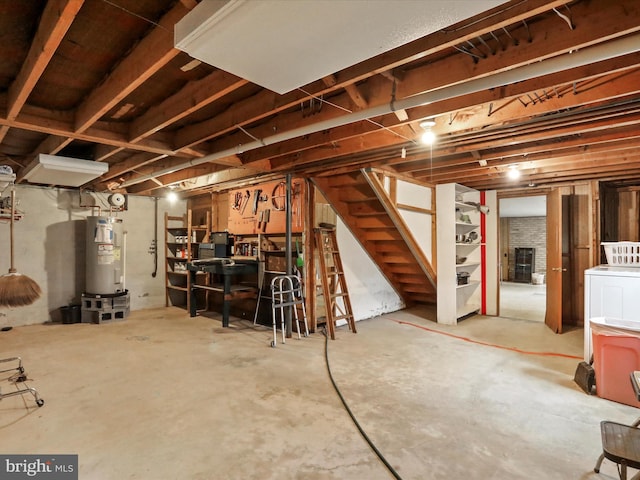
[9,189,16,273]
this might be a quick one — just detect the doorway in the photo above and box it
[498,196,547,322]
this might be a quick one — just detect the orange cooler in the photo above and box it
[591,317,640,407]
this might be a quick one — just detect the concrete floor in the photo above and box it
[500,281,546,322]
[0,306,637,479]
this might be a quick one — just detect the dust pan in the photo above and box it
[0,189,41,307]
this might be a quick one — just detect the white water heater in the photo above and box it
[85,216,124,295]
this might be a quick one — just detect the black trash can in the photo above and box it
[61,304,81,324]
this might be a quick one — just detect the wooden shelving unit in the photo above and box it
[164,210,210,311]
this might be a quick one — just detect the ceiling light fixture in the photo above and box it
[22,154,108,187]
[166,190,178,203]
[420,120,437,145]
[507,165,521,180]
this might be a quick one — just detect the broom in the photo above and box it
[0,189,41,307]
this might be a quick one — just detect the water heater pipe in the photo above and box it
[119,33,640,188]
[122,229,127,291]
[152,196,158,277]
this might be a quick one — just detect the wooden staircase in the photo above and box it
[312,169,436,305]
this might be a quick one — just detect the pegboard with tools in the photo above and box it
[227,179,305,235]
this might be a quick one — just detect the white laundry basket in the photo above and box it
[602,242,640,266]
[531,273,545,285]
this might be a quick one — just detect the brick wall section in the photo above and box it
[508,216,547,280]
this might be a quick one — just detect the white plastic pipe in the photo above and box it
[122,229,127,291]
[120,33,640,188]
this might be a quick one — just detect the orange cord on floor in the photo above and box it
[390,319,583,360]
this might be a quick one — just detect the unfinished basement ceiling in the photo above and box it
[175,0,505,94]
[1,0,640,197]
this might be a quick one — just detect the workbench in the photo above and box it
[187,258,259,327]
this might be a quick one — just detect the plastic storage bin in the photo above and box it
[591,317,640,407]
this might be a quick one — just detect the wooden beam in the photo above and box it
[129,70,248,143]
[0,0,84,142]
[171,0,570,150]
[323,74,368,110]
[73,2,195,133]
[395,0,640,99]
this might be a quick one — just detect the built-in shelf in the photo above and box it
[456,222,479,230]
[455,201,478,212]
[437,183,484,325]
[456,280,481,290]
[457,303,480,318]
[456,262,480,269]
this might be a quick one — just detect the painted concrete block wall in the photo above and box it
[0,185,186,327]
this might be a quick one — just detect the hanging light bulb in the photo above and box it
[166,185,179,203]
[167,191,178,203]
[421,130,436,145]
[419,120,437,145]
[507,165,521,180]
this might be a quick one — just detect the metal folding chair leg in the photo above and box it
[0,357,44,407]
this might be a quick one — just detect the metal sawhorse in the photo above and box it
[270,274,309,347]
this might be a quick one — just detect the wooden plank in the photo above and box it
[130,71,248,143]
[74,2,195,133]
[0,0,84,143]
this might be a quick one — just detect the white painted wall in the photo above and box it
[336,217,404,321]
[395,180,433,262]
[0,185,186,327]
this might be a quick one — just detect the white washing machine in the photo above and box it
[584,265,640,361]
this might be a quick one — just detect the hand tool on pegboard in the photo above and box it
[240,190,251,215]
[271,181,286,211]
[257,210,262,230]
[252,189,262,215]
[293,181,302,227]
[232,191,242,210]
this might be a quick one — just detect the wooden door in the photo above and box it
[546,188,563,333]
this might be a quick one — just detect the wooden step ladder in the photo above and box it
[314,228,356,340]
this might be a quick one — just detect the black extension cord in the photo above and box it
[322,327,404,480]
